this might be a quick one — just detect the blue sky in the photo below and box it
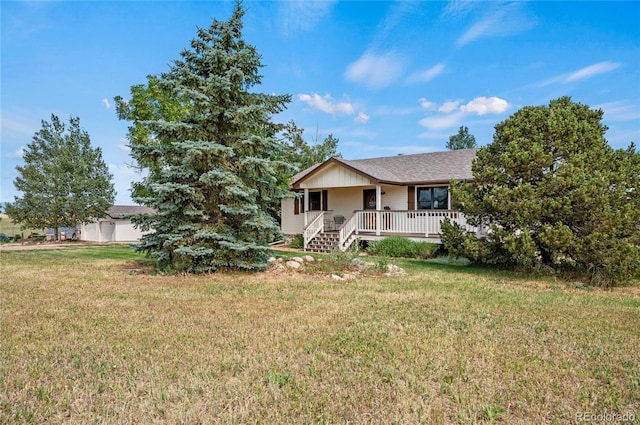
[2,1,639,205]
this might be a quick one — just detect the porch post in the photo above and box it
[303,187,309,226]
[376,184,381,236]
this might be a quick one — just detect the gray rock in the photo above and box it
[286,260,302,270]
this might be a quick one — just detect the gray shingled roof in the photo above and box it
[106,205,155,219]
[292,148,478,187]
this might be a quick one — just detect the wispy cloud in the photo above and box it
[419,111,466,130]
[299,93,355,116]
[345,50,406,90]
[278,1,336,37]
[456,2,536,47]
[406,63,446,84]
[538,61,621,86]
[102,98,111,109]
[355,112,370,124]
[376,1,421,44]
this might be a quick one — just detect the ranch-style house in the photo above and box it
[280,148,480,252]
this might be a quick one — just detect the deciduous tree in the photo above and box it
[5,114,115,240]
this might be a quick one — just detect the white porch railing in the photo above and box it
[303,211,328,250]
[304,209,476,251]
[354,210,475,236]
[339,212,358,249]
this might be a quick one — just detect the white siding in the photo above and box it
[329,187,365,218]
[281,198,305,235]
[380,186,407,210]
[301,163,371,189]
[115,220,144,241]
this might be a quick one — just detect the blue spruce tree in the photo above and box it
[120,2,292,272]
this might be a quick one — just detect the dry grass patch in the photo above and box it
[1,247,639,424]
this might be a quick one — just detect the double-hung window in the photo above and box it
[417,186,448,210]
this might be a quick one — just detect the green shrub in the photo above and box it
[367,236,438,259]
[288,234,304,249]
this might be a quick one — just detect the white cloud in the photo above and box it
[439,100,461,113]
[102,98,111,109]
[538,61,621,86]
[460,96,510,115]
[355,112,370,124]
[457,2,536,47]
[419,98,436,111]
[345,51,405,89]
[406,63,446,84]
[418,96,511,132]
[299,93,355,115]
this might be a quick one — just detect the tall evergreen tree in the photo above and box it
[119,2,291,272]
[446,125,477,150]
[5,114,115,240]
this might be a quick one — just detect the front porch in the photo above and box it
[303,210,476,252]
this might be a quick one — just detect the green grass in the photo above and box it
[1,245,639,424]
[1,244,146,261]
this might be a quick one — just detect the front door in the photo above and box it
[363,189,377,210]
[362,189,377,231]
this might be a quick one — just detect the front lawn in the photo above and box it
[1,245,638,424]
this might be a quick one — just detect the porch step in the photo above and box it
[306,232,340,253]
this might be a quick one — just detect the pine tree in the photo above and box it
[446,125,477,150]
[5,114,115,240]
[443,97,640,286]
[120,2,291,272]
